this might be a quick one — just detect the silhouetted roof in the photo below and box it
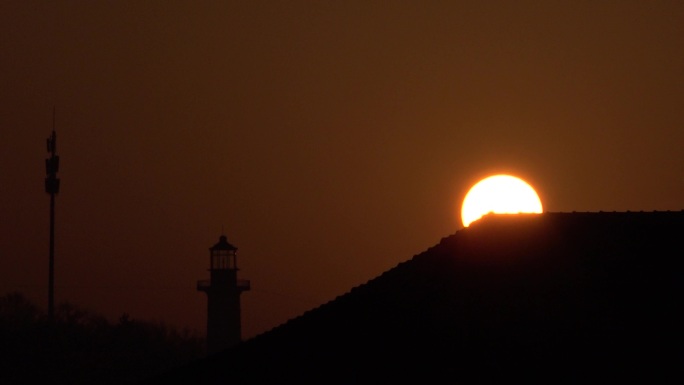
[146,211,684,384]
[209,235,237,252]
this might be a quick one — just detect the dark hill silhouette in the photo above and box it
[143,211,684,384]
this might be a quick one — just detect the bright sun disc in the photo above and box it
[461,174,543,227]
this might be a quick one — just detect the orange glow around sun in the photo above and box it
[461,174,543,227]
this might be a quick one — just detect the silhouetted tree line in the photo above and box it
[0,292,205,385]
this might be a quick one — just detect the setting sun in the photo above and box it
[461,175,543,227]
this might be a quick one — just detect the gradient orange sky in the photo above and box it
[1,1,683,339]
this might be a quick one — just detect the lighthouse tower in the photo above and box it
[197,235,250,354]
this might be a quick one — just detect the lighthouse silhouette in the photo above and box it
[197,235,250,354]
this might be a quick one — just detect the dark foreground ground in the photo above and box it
[0,294,204,385]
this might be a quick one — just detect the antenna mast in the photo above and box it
[45,108,60,320]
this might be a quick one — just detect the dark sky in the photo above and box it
[1,1,683,339]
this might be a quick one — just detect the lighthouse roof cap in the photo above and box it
[210,235,237,251]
